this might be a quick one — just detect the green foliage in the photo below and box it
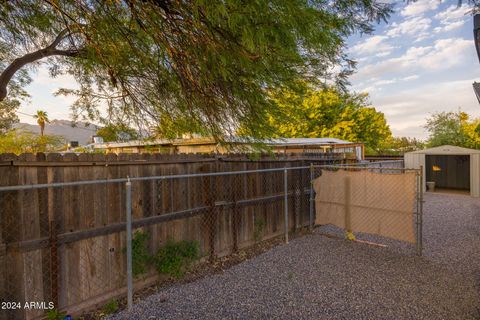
[425,110,480,149]
[154,240,200,278]
[46,309,66,320]
[0,1,394,140]
[253,217,266,242]
[0,99,19,134]
[102,299,119,315]
[372,136,425,155]
[264,85,392,149]
[0,129,65,154]
[96,123,138,142]
[130,231,152,277]
[125,232,200,279]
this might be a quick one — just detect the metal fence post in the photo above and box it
[284,168,289,244]
[418,166,424,256]
[126,178,133,310]
[309,164,314,231]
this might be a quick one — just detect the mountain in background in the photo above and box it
[14,119,100,145]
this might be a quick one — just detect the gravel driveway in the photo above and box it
[110,193,480,320]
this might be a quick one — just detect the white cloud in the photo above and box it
[432,5,469,34]
[434,20,466,33]
[387,16,432,38]
[350,35,395,57]
[368,79,480,139]
[400,0,440,17]
[375,51,391,58]
[352,37,473,81]
[400,75,419,81]
[419,38,471,69]
[434,5,469,23]
[354,74,420,93]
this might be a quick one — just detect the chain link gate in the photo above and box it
[309,163,423,255]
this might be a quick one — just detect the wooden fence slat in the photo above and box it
[0,153,341,319]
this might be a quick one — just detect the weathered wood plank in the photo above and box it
[0,153,338,319]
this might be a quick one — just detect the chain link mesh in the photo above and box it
[311,163,422,251]
[0,166,315,319]
[0,161,420,319]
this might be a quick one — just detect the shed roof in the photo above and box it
[406,145,480,155]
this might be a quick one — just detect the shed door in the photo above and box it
[426,155,470,190]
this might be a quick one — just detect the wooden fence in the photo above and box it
[0,153,348,319]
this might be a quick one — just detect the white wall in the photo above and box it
[471,154,480,197]
[404,153,426,192]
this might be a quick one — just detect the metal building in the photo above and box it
[405,145,480,197]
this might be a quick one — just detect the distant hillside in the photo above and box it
[14,120,100,145]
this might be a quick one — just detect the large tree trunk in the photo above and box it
[0,29,84,101]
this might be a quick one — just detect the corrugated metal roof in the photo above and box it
[265,138,352,146]
[406,145,480,155]
[91,137,355,149]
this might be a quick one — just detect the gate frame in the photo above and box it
[311,163,423,255]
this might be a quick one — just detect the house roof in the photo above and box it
[91,137,357,149]
[406,145,480,155]
[265,138,352,146]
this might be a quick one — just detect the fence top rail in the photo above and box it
[0,165,312,192]
[313,164,418,172]
[332,160,404,165]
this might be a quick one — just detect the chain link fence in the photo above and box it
[0,161,422,319]
[311,162,422,254]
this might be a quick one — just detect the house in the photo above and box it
[88,137,365,160]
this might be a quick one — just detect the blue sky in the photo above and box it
[347,0,479,139]
[18,0,480,139]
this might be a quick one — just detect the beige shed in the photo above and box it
[404,145,480,197]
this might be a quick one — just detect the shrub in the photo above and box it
[130,231,152,277]
[102,299,119,315]
[154,239,200,278]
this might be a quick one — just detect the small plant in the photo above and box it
[46,309,66,320]
[253,217,266,242]
[130,231,152,277]
[154,239,200,278]
[247,152,262,161]
[102,299,119,315]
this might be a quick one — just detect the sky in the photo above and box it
[17,0,480,140]
[347,0,479,139]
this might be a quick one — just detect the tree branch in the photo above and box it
[0,28,85,101]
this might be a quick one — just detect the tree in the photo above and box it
[264,85,392,149]
[0,1,394,140]
[376,136,425,155]
[33,110,50,136]
[458,117,480,149]
[425,111,480,149]
[96,123,138,142]
[0,130,64,154]
[0,99,19,134]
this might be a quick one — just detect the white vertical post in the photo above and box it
[284,168,289,244]
[126,179,133,310]
[418,166,424,256]
[309,164,314,230]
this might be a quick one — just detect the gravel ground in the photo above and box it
[110,192,480,320]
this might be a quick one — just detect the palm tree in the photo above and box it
[33,110,49,136]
